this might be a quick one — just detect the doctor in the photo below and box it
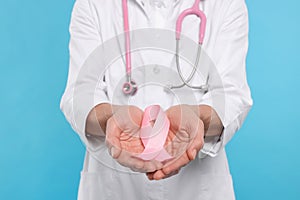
[60,0,253,199]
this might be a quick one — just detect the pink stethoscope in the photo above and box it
[122,0,209,96]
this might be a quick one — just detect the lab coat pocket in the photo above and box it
[78,170,113,200]
[166,170,235,200]
[199,174,236,200]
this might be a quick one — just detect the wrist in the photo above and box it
[86,103,114,136]
[186,104,223,137]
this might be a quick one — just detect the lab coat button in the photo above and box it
[153,66,160,74]
[150,0,165,8]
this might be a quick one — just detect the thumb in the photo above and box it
[109,146,122,159]
[187,119,204,160]
[105,117,122,159]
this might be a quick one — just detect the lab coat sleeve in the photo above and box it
[60,0,109,151]
[199,0,253,157]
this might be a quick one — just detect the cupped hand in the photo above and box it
[105,105,163,173]
[146,105,205,180]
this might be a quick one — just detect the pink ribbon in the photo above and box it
[137,105,172,162]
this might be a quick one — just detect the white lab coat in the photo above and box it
[60,0,253,199]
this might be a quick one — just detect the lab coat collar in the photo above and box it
[131,0,181,18]
[134,0,181,7]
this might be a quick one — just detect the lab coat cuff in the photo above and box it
[197,95,252,158]
[198,107,252,158]
[199,122,234,158]
[72,90,110,151]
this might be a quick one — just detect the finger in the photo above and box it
[129,162,153,173]
[152,168,180,180]
[116,151,162,173]
[115,149,144,169]
[162,152,190,175]
[145,159,165,180]
[163,169,180,179]
[131,159,163,173]
[146,172,155,180]
[187,120,204,160]
[141,161,156,173]
[143,160,163,172]
[105,117,122,159]
[152,169,166,180]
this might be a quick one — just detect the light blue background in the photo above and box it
[0,0,299,199]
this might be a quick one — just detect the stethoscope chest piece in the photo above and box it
[122,80,138,96]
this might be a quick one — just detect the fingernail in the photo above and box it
[192,149,197,160]
[111,147,116,158]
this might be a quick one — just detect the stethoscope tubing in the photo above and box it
[122,0,208,95]
[168,40,208,91]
